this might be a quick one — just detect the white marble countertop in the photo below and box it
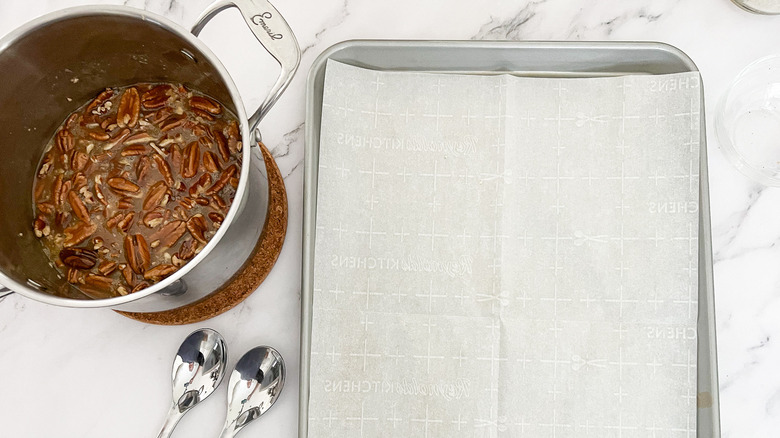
[0,0,777,436]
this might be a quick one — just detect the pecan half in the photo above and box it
[68,191,91,223]
[71,172,88,190]
[37,202,55,216]
[65,113,79,128]
[56,129,74,154]
[192,108,215,121]
[59,247,98,269]
[190,96,222,115]
[117,87,140,128]
[186,214,208,244]
[97,260,118,276]
[181,141,200,179]
[211,194,227,210]
[84,274,113,292]
[141,84,171,109]
[143,181,169,210]
[153,154,175,187]
[177,239,198,260]
[214,130,230,162]
[144,264,177,281]
[52,175,64,205]
[149,220,186,249]
[159,114,186,132]
[121,145,147,156]
[87,130,110,141]
[107,177,140,194]
[70,151,89,173]
[135,156,151,182]
[124,234,150,274]
[204,164,238,196]
[208,212,224,225]
[202,151,220,173]
[131,282,149,293]
[142,209,164,228]
[118,197,134,210]
[179,197,197,210]
[169,144,182,171]
[63,222,97,246]
[57,180,72,207]
[121,265,135,287]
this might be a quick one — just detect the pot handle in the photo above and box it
[192,0,301,139]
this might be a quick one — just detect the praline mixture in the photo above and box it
[32,83,242,298]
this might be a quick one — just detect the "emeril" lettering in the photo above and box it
[251,12,283,40]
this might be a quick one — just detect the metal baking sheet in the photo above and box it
[301,40,720,438]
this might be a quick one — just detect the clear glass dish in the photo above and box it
[716,55,780,186]
[732,0,780,14]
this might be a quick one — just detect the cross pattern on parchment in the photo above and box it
[672,159,700,193]
[345,401,378,437]
[538,410,573,436]
[355,218,386,250]
[422,101,453,132]
[451,412,469,430]
[357,158,389,189]
[461,107,479,126]
[477,341,507,379]
[411,404,443,438]
[416,280,447,314]
[386,403,403,429]
[361,99,392,128]
[353,277,382,310]
[541,161,575,215]
[349,339,381,373]
[386,347,405,366]
[414,337,445,374]
[419,218,449,251]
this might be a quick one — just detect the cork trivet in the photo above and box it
[116,142,287,325]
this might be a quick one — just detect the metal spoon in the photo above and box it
[156,328,228,438]
[218,346,285,438]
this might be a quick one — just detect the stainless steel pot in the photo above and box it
[0,0,300,309]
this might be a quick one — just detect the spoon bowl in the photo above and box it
[156,328,228,438]
[219,346,285,438]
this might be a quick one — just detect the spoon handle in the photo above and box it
[217,421,240,438]
[156,403,186,438]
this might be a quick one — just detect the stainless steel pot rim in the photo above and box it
[0,5,254,307]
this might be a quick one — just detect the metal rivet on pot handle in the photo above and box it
[191,0,301,141]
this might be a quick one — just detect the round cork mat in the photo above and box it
[116,142,287,325]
